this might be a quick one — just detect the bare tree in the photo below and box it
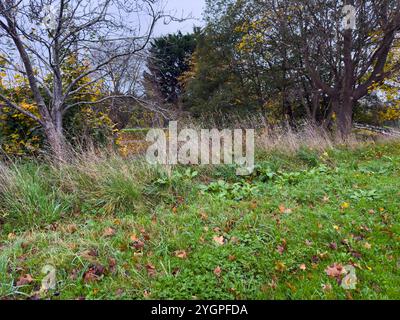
[243,0,400,135]
[285,0,400,136]
[0,0,166,160]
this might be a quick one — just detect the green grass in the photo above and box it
[0,141,399,300]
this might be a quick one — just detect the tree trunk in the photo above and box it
[337,96,354,139]
[43,121,67,162]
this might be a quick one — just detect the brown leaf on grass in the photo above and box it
[214,266,222,277]
[364,242,372,250]
[145,264,157,277]
[350,251,362,259]
[213,235,225,246]
[199,212,208,221]
[130,234,139,242]
[140,229,151,241]
[130,234,145,250]
[279,205,292,214]
[275,261,287,273]
[80,249,98,261]
[7,233,16,241]
[83,269,99,283]
[132,240,145,251]
[16,274,34,286]
[322,283,332,292]
[277,245,285,255]
[65,224,78,234]
[69,269,79,280]
[329,242,338,250]
[325,263,346,278]
[174,250,188,259]
[250,201,258,210]
[276,239,287,255]
[83,264,105,283]
[103,227,116,237]
[228,255,236,262]
[322,196,330,203]
[311,255,320,264]
[115,288,124,297]
[108,258,117,273]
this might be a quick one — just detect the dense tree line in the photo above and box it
[146,0,400,134]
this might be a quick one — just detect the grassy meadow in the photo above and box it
[0,131,399,300]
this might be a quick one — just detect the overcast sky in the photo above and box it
[154,0,206,36]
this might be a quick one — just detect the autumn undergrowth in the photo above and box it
[0,138,399,300]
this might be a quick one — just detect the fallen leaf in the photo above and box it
[311,255,320,264]
[322,283,332,292]
[200,212,208,221]
[277,245,285,255]
[329,242,338,250]
[319,252,329,260]
[250,201,258,210]
[83,269,99,283]
[277,239,287,255]
[83,264,105,283]
[16,274,34,286]
[325,263,346,278]
[80,249,98,261]
[103,227,116,237]
[279,205,292,214]
[341,202,350,210]
[286,282,297,293]
[275,261,287,272]
[108,258,117,273]
[65,224,78,234]
[7,233,16,241]
[351,251,362,259]
[145,264,157,277]
[214,266,222,277]
[213,235,225,246]
[132,240,145,250]
[322,196,330,203]
[175,250,188,259]
[228,255,236,262]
